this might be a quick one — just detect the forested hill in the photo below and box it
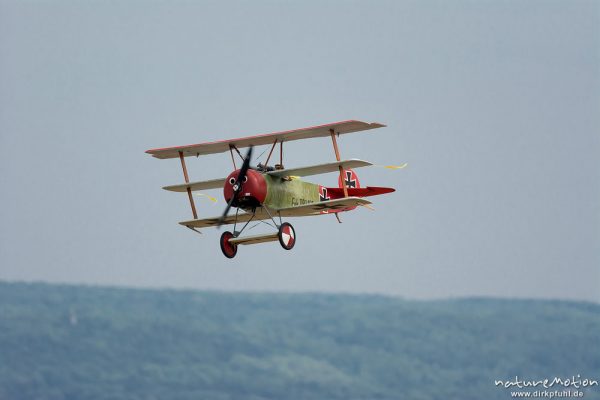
[0,282,598,400]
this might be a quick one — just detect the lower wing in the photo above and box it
[178,197,371,230]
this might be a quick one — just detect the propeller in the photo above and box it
[218,146,253,227]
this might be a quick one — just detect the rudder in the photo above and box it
[338,169,361,189]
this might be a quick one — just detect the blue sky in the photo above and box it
[1,0,598,301]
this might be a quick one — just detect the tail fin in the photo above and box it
[334,169,360,212]
[338,169,360,189]
[325,168,394,200]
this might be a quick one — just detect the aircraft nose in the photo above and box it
[223,169,267,206]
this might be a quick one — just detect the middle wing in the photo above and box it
[163,159,372,192]
[267,159,372,178]
[164,177,226,192]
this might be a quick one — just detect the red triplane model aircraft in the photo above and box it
[146,120,396,258]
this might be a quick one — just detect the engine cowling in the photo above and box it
[223,169,267,208]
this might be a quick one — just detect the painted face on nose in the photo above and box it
[223,169,267,207]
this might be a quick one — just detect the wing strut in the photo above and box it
[263,139,285,169]
[264,139,278,167]
[231,145,245,162]
[229,146,237,169]
[330,129,348,197]
[280,140,284,168]
[179,151,198,219]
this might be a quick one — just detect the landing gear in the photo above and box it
[218,210,296,258]
[277,222,296,250]
[220,231,238,258]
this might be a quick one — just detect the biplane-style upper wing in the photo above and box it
[267,159,372,178]
[179,197,371,229]
[163,178,226,193]
[146,120,385,159]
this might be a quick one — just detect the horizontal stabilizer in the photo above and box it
[267,159,372,178]
[325,186,395,198]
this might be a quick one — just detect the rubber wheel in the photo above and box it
[277,222,296,250]
[220,231,238,258]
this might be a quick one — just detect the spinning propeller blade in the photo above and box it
[218,146,253,227]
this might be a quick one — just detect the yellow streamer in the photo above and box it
[194,193,218,203]
[382,162,408,169]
